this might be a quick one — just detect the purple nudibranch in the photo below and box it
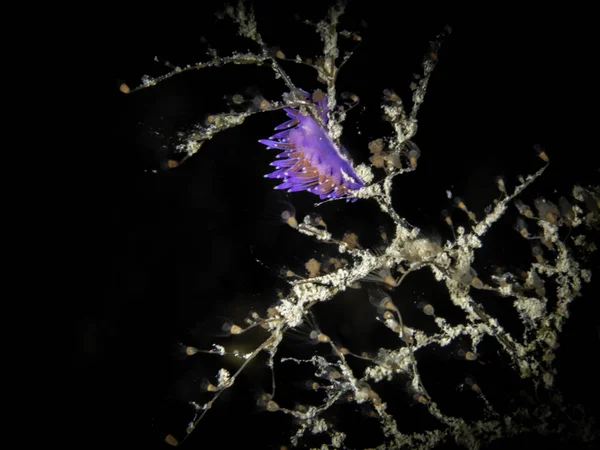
[259,90,364,201]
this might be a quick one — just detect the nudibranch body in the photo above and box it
[259,91,364,200]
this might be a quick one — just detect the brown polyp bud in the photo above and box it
[119,83,131,94]
[306,380,320,390]
[309,330,330,343]
[284,269,296,278]
[317,333,330,343]
[382,88,400,102]
[405,141,421,169]
[514,199,534,218]
[382,271,398,288]
[456,348,469,360]
[534,144,549,162]
[534,198,559,224]
[342,232,360,249]
[201,379,218,392]
[275,50,286,59]
[441,209,453,226]
[423,304,435,316]
[531,243,545,263]
[223,321,243,335]
[384,152,402,169]
[413,392,429,404]
[312,89,326,103]
[465,377,481,393]
[379,226,388,243]
[306,212,325,227]
[185,346,199,356]
[465,351,478,361]
[370,290,396,312]
[165,434,179,446]
[454,197,467,211]
[369,153,385,168]
[368,138,385,154]
[266,400,280,412]
[515,217,529,238]
[258,98,271,111]
[495,176,506,193]
[471,277,484,289]
[408,152,419,169]
[305,258,321,278]
[326,367,342,380]
[324,257,338,271]
[281,206,298,228]
[256,392,273,409]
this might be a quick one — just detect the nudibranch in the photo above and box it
[259,90,364,200]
